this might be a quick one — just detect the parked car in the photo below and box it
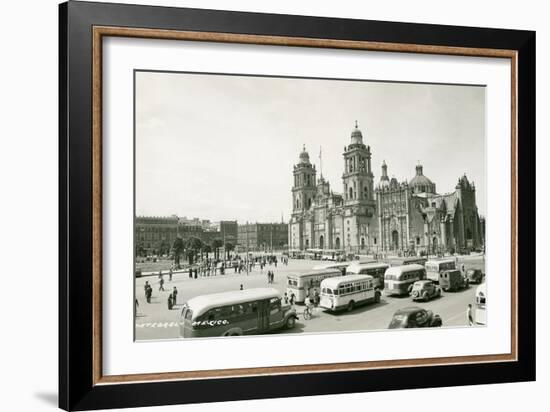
[388,307,442,329]
[465,268,484,284]
[410,280,441,301]
[439,269,469,292]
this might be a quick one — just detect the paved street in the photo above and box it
[135,255,485,340]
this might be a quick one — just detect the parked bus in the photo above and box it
[388,256,427,267]
[474,283,486,325]
[320,274,381,312]
[425,259,456,282]
[312,262,349,275]
[179,288,298,338]
[384,264,427,295]
[287,269,342,303]
[346,261,389,289]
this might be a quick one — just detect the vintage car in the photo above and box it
[465,268,484,284]
[410,280,441,301]
[388,307,442,329]
[439,269,469,292]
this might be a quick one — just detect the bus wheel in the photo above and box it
[286,316,296,329]
[347,301,355,312]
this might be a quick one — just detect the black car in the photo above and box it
[388,307,442,329]
[465,269,484,284]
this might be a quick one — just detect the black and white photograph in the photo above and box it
[133,71,487,340]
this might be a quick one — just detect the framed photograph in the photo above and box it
[59,1,535,410]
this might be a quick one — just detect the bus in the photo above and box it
[346,261,389,289]
[311,262,349,274]
[319,274,381,312]
[384,264,427,296]
[425,259,456,282]
[388,256,427,267]
[286,269,342,303]
[179,288,298,338]
[474,283,486,325]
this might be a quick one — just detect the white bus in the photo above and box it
[179,288,298,338]
[319,274,381,312]
[286,269,342,303]
[346,261,389,289]
[425,259,456,282]
[474,283,486,325]
[312,262,349,274]
[384,264,427,296]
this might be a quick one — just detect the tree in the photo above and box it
[211,239,223,261]
[171,237,185,269]
[202,244,212,260]
[186,237,204,265]
[224,242,234,260]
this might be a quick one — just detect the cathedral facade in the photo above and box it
[289,123,484,255]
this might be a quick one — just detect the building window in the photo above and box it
[416,237,420,245]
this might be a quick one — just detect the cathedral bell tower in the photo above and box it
[292,145,317,215]
[342,121,375,214]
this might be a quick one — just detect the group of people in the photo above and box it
[266,270,276,284]
[140,271,179,311]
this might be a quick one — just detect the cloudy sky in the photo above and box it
[135,71,486,223]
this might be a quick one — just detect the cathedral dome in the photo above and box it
[298,145,310,164]
[350,121,363,145]
[409,164,435,193]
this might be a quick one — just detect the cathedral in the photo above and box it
[289,122,484,255]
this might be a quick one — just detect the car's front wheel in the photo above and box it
[285,316,296,329]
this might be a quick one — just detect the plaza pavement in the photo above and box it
[135,255,485,340]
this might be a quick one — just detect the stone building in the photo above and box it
[289,123,378,253]
[134,216,237,256]
[289,122,484,255]
[237,222,289,252]
[376,163,483,254]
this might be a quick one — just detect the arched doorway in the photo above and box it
[319,235,324,249]
[360,237,366,249]
[391,230,399,250]
[335,237,340,250]
[432,237,438,254]
[305,239,309,249]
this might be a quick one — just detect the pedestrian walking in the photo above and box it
[466,304,474,326]
[143,281,150,298]
[168,293,174,310]
[146,285,152,303]
[289,292,296,307]
[158,270,163,279]
[283,292,289,305]
[172,286,178,305]
[267,271,271,284]
[159,277,165,291]
[461,263,465,274]
[169,267,173,282]
[240,284,244,291]
[270,271,274,284]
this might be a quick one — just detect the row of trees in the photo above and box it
[171,236,235,268]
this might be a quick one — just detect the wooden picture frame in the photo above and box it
[59,1,535,410]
